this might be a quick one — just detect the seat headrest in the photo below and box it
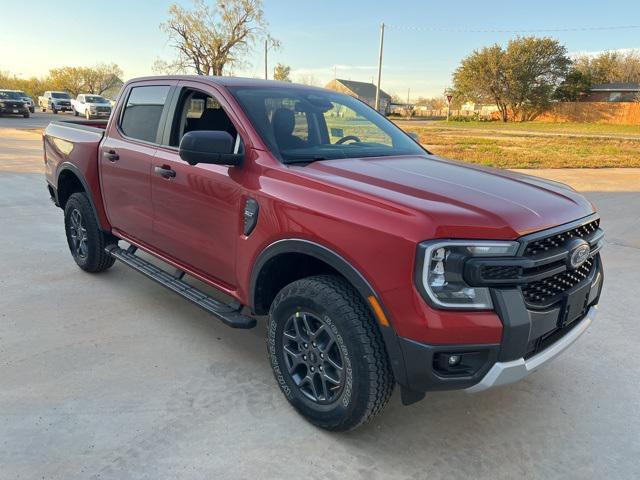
[272,108,295,137]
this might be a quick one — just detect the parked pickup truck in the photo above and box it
[71,94,113,120]
[39,91,73,113]
[43,76,604,431]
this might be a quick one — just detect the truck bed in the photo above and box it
[44,119,111,230]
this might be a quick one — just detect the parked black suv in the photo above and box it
[0,90,30,118]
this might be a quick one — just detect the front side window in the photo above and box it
[169,89,238,149]
[230,87,424,163]
[120,85,170,143]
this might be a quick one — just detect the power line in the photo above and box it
[385,24,640,33]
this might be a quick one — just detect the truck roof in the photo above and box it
[125,75,327,91]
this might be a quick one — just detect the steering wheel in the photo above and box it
[335,135,361,145]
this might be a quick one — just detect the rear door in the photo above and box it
[100,82,175,242]
[150,80,246,287]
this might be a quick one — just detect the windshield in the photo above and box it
[15,91,28,97]
[230,87,424,163]
[52,92,70,99]
[85,95,107,103]
[0,91,22,100]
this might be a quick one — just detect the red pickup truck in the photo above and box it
[43,76,604,431]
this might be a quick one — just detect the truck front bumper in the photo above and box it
[466,305,596,392]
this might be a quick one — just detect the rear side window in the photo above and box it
[120,86,170,143]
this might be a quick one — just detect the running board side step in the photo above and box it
[106,245,256,329]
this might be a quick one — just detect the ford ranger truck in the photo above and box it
[43,76,604,431]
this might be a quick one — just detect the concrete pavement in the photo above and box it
[1,130,639,479]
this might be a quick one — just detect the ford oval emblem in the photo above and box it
[569,241,591,269]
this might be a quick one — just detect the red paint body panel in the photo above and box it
[44,75,596,346]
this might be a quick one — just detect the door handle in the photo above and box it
[154,165,176,179]
[105,150,119,162]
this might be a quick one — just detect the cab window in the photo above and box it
[120,85,171,143]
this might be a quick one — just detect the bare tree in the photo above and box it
[82,63,124,95]
[160,0,270,76]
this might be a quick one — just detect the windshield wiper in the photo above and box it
[282,155,330,165]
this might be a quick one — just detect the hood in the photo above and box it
[296,154,594,240]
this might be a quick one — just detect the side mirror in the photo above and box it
[179,130,243,166]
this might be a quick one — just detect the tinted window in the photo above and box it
[120,86,170,143]
[51,92,70,99]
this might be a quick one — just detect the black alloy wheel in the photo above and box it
[281,311,345,404]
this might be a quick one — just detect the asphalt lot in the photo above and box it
[1,128,639,479]
[0,110,76,130]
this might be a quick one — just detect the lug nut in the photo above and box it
[320,353,324,358]
[303,355,307,361]
[310,366,315,372]
[312,342,317,347]
[303,343,308,348]
[319,366,323,371]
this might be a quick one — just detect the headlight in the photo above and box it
[418,240,519,309]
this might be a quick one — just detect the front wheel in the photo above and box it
[64,192,116,272]
[52,105,58,114]
[85,110,91,120]
[74,108,79,117]
[267,275,394,431]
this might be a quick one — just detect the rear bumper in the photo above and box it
[466,305,596,392]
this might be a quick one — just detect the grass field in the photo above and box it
[398,121,640,168]
[402,120,640,136]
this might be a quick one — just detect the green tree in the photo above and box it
[571,50,640,84]
[453,37,570,121]
[48,67,87,97]
[48,64,123,97]
[273,63,291,82]
[159,0,271,76]
[554,69,592,101]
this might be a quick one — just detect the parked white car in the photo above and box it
[71,94,113,120]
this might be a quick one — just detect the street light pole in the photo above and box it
[375,22,385,113]
[264,39,268,80]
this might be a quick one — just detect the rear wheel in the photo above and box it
[267,275,394,431]
[64,192,116,273]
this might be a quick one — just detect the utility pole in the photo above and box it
[264,39,268,80]
[407,87,410,105]
[375,22,385,113]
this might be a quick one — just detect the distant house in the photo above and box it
[461,101,499,115]
[325,79,391,114]
[581,83,640,102]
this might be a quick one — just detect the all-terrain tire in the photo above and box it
[267,275,394,431]
[64,192,116,272]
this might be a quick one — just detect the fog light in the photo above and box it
[448,354,461,366]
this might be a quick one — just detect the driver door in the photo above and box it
[150,81,244,287]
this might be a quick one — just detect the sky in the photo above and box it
[1,0,640,98]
